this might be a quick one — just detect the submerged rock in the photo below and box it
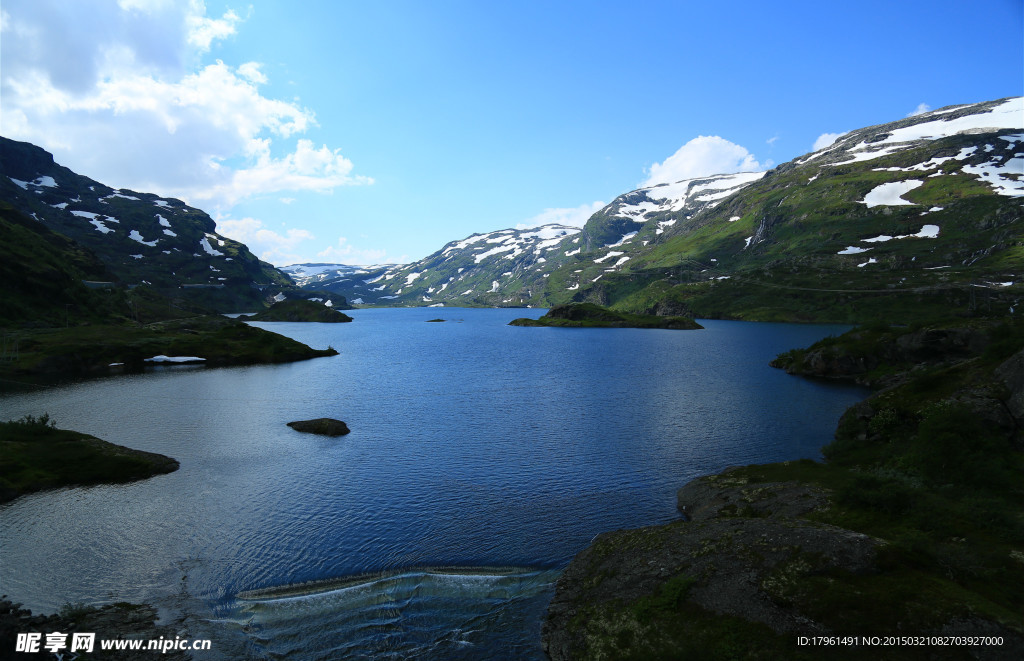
[286,418,350,437]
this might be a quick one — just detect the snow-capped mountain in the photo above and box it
[0,137,293,310]
[299,96,1021,320]
[581,171,767,250]
[284,173,780,309]
[549,96,1023,321]
[285,224,584,307]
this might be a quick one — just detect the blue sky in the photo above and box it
[2,0,1022,265]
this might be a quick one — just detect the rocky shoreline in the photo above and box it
[543,317,1024,660]
[0,599,191,660]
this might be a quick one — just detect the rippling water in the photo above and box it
[0,309,866,658]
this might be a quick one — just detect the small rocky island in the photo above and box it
[287,418,351,437]
[238,299,354,323]
[509,303,702,329]
[0,415,179,503]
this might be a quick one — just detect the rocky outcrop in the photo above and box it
[544,317,1024,659]
[770,323,1001,387]
[995,348,1024,426]
[286,418,350,437]
[0,599,191,660]
[543,471,880,660]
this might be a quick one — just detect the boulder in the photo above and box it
[286,418,350,437]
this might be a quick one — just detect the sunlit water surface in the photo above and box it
[0,309,867,659]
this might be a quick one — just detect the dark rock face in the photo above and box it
[543,472,879,660]
[676,472,830,521]
[286,418,350,436]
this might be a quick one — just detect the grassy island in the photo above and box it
[509,303,702,329]
[0,414,179,503]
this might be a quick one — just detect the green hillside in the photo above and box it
[545,97,1023,323]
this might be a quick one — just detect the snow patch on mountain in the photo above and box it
[200,236,223,256]
[806,98,1023,168]
[606,232,637,248]
[862,180,925,207]
[129,230,159,246]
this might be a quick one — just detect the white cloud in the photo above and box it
[193,138,373,207]
[0,0,369,212]
[907,103,931,117]
[516,201,606,229]
[217,217,400,267]
[642,136,764,187]
[813,132,846,151]
[237,61,267,84]
[766,135,779,146]
[216,216,316,266]
[185,0,241,51]
[317,237,394,266]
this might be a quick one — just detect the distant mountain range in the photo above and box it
[287,96,1022,322]
[3,96,1020,324]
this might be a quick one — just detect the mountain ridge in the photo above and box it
[0,136,299,312]
[292,96,1021,323]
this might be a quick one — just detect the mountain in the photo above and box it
[283,223,585,307]
[0,137,295,312]
[546,96,1023,322]
[288,97,1022,323]
[578,171,767,251]
[0,200,124,327]
[281,171,768,309]
[279,263,396,306]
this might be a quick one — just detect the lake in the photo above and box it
[0,308,867,659]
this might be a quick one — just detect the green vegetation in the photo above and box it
[542,126,1023,324]
[0,203,338,380]
[509,303,702,329]
[1,136,298,313]
[0,316,338,379]
[237,299,354,323]
[0,414,179,502]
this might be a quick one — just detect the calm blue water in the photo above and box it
[0,309,866,659]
